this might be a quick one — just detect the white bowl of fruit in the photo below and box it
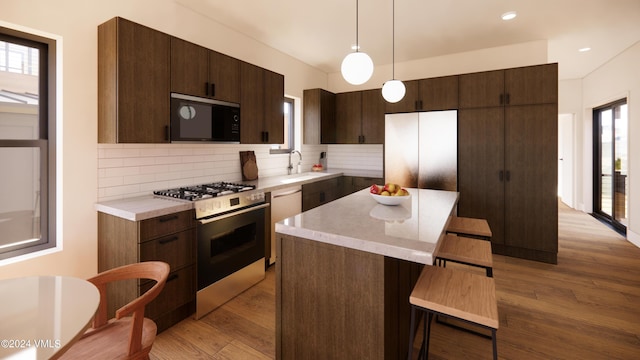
[369,183,410,206]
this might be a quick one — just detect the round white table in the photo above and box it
[0,276,99,360]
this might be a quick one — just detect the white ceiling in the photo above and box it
[175,0,640,80]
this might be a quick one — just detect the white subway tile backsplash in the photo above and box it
[98,158,124,168]
[123,174,157,185]
[97,143,382,202]
[98,176,124,188]
[327,144,383,171]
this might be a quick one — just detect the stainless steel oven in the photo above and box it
[153,182,268,319]
[196,202,268,318]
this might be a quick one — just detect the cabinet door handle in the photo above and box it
[205,82,210,96]
[419,100,423,109]
[265,131,269,143]
[211,83,216,97]
[414,100,419,110]
[159,215,178,223]
[159,236,179,245]
[499,94,504,105]
[499,170,504,181]
[165,125,170,141]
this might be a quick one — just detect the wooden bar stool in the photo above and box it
[407,266,499,360]
[436,234,493,277]
[446,216,492,241]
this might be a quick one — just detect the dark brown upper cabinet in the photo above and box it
[360,89,385,144]
[385,76,458,113]
[459,64,558,109]
[335,89,385,144]
[170,38,241,104]
[240,62,284,144]
[504,64,558,106]
[98,17,284,144]
[303,88,336,144]
[335,91,361,144]
[264,69,285,144]
[98,17,171,143]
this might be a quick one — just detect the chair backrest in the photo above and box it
[88,261,170,356]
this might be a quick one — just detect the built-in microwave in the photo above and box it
[170,93,240,143]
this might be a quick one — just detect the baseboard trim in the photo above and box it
[627,229,640,249]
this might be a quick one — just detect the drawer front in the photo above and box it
[142,265,196,319]
[140,228,196,271]
[140,210,195,242]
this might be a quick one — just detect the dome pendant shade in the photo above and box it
[341,51,374,85]
[382,79,406,103]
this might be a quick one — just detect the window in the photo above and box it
[0,28,56,261]
[270,96,296,153]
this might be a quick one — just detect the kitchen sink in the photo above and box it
[280,172,326,184]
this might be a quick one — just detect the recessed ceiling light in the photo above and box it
[501,11,517,21]
[579,47,591,52]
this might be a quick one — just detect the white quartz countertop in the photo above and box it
[242,170,343,192]
[95,169,382,221]
[275,188,459,264]
[95,195,193,221]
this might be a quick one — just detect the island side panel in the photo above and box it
[277,233,385,360]
[383,256,426,359]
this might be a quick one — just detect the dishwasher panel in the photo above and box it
[270,186,302,265]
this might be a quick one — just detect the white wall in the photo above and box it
[559,79,584,210]
[0,0,326,279]
[581,41,640,246]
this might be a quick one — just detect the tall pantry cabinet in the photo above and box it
[457,63,559,264]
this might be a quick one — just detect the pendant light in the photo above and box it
[382,0,405,103]
[341,0,374,85]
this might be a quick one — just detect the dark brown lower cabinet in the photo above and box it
[302,177,342,211]
[458,104,558,263]
[98,210,197,332]
[341,175,384,195]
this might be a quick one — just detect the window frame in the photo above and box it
[270,96,296,154]
[592,98,627,235]
[0,28,56,261]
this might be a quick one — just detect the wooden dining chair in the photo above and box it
[59,261,170,360]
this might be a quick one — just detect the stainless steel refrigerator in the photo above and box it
[384,111,457,191]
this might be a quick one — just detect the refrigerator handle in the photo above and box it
[499,170,504,181]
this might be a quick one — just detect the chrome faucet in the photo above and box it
[288,150,302,174]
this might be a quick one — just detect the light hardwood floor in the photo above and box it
[151,203,640,359]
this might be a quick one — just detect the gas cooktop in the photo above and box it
[154,182,265,219]
[153,182,256,201]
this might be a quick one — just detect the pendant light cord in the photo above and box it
[356,0,360,52]
[392,0,395,79]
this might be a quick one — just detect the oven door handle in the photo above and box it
[198,202,270,225]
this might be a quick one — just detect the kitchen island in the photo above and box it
[275,188,459,360]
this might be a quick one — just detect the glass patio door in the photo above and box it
[594,100,628,233]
